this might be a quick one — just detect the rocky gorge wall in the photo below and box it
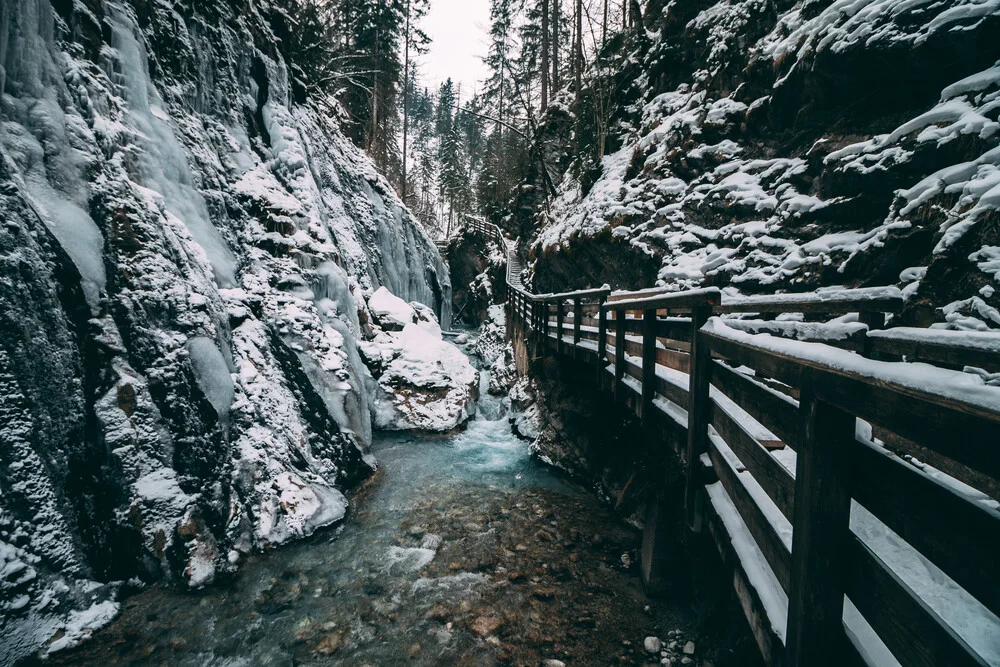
[0,0,451,660]
[529,0,1000,332]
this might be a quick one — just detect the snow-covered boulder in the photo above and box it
[361,323,479,431]
[474,304,507,364]
[369,286,418,330]
[411,299,444,338]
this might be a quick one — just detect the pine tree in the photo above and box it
[400,0,431,202]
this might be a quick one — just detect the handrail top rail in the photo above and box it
[607,285,677,302]
[603,287,722,311]
[867,326,1000,353]
[701,317,1000,419]
[716,286,905,314]
[538,286,613,301]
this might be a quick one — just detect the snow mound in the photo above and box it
[369,286,418,330]
[362,323,479,432]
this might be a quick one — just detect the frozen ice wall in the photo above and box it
[0,0,451,660]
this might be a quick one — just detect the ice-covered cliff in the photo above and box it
[0,0,451,660]
[529,0,1000,330]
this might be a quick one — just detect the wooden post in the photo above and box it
[539,300,547,354]
[535,300,542,347]
[597,298,608,385]
[786,382,853,666]
[641,308,657,428]
[614,309,626,401]
[573,297,582,356]
[556,300,564,356]
[860,310,887,360]
[684,305,713,531]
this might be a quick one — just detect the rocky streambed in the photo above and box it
[36,359,755,667]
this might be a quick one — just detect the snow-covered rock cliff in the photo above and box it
[529,0,1000,331]
[0,0,450,660]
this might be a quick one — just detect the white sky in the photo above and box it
[418,0,492,97]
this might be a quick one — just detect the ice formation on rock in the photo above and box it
[0,0,451,660]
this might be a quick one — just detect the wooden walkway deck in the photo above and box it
[492,230,1000,666]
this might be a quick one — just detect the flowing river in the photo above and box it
[46,355,713,666]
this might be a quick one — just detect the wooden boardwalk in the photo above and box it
[490,226,1000,666]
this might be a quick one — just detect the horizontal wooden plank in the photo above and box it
[656,347,691,374]
[710,360,799,450]
[845,536,989,667]
[607,285,675,303]
[701,329,1000,480]
[622,318,643,334]
[657,317,693,342]
[722,319,867,352]
[874,427,1000,503]
[867,328,1000,373]
[710,397,795,521]
[708,439,792,593]
[845,435,1000,619]
[716,288,904,315]
[654,370,690,409]
[656,317,691,345]
[702,486,788,667]
[625,357,643,382]
[540,286,612,301]
[604,287,722,312]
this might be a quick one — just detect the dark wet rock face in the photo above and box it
[0,0,449,659]
[446,227,506,326]
[528,2,1000,329]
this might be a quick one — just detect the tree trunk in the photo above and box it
[575,0,582,104]
[369,28,379,159]
[552,0,560,90]
[602,0,608,47]
[629,0,642,31]
[541,0,549,112]
[401,0,411,202]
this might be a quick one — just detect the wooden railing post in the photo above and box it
[786,382,853,666]
[860,310,887,360]
[535,300,549,356]
[556,299,565,356]
[684,304,713,531]
[542,299,550,355]
[614,309,626,401]
[573,297,582,357]
[533,300,540,347]
[597,299,608,386]
[641,308,657,428]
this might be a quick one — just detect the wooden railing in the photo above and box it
[505,281,1000,667]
